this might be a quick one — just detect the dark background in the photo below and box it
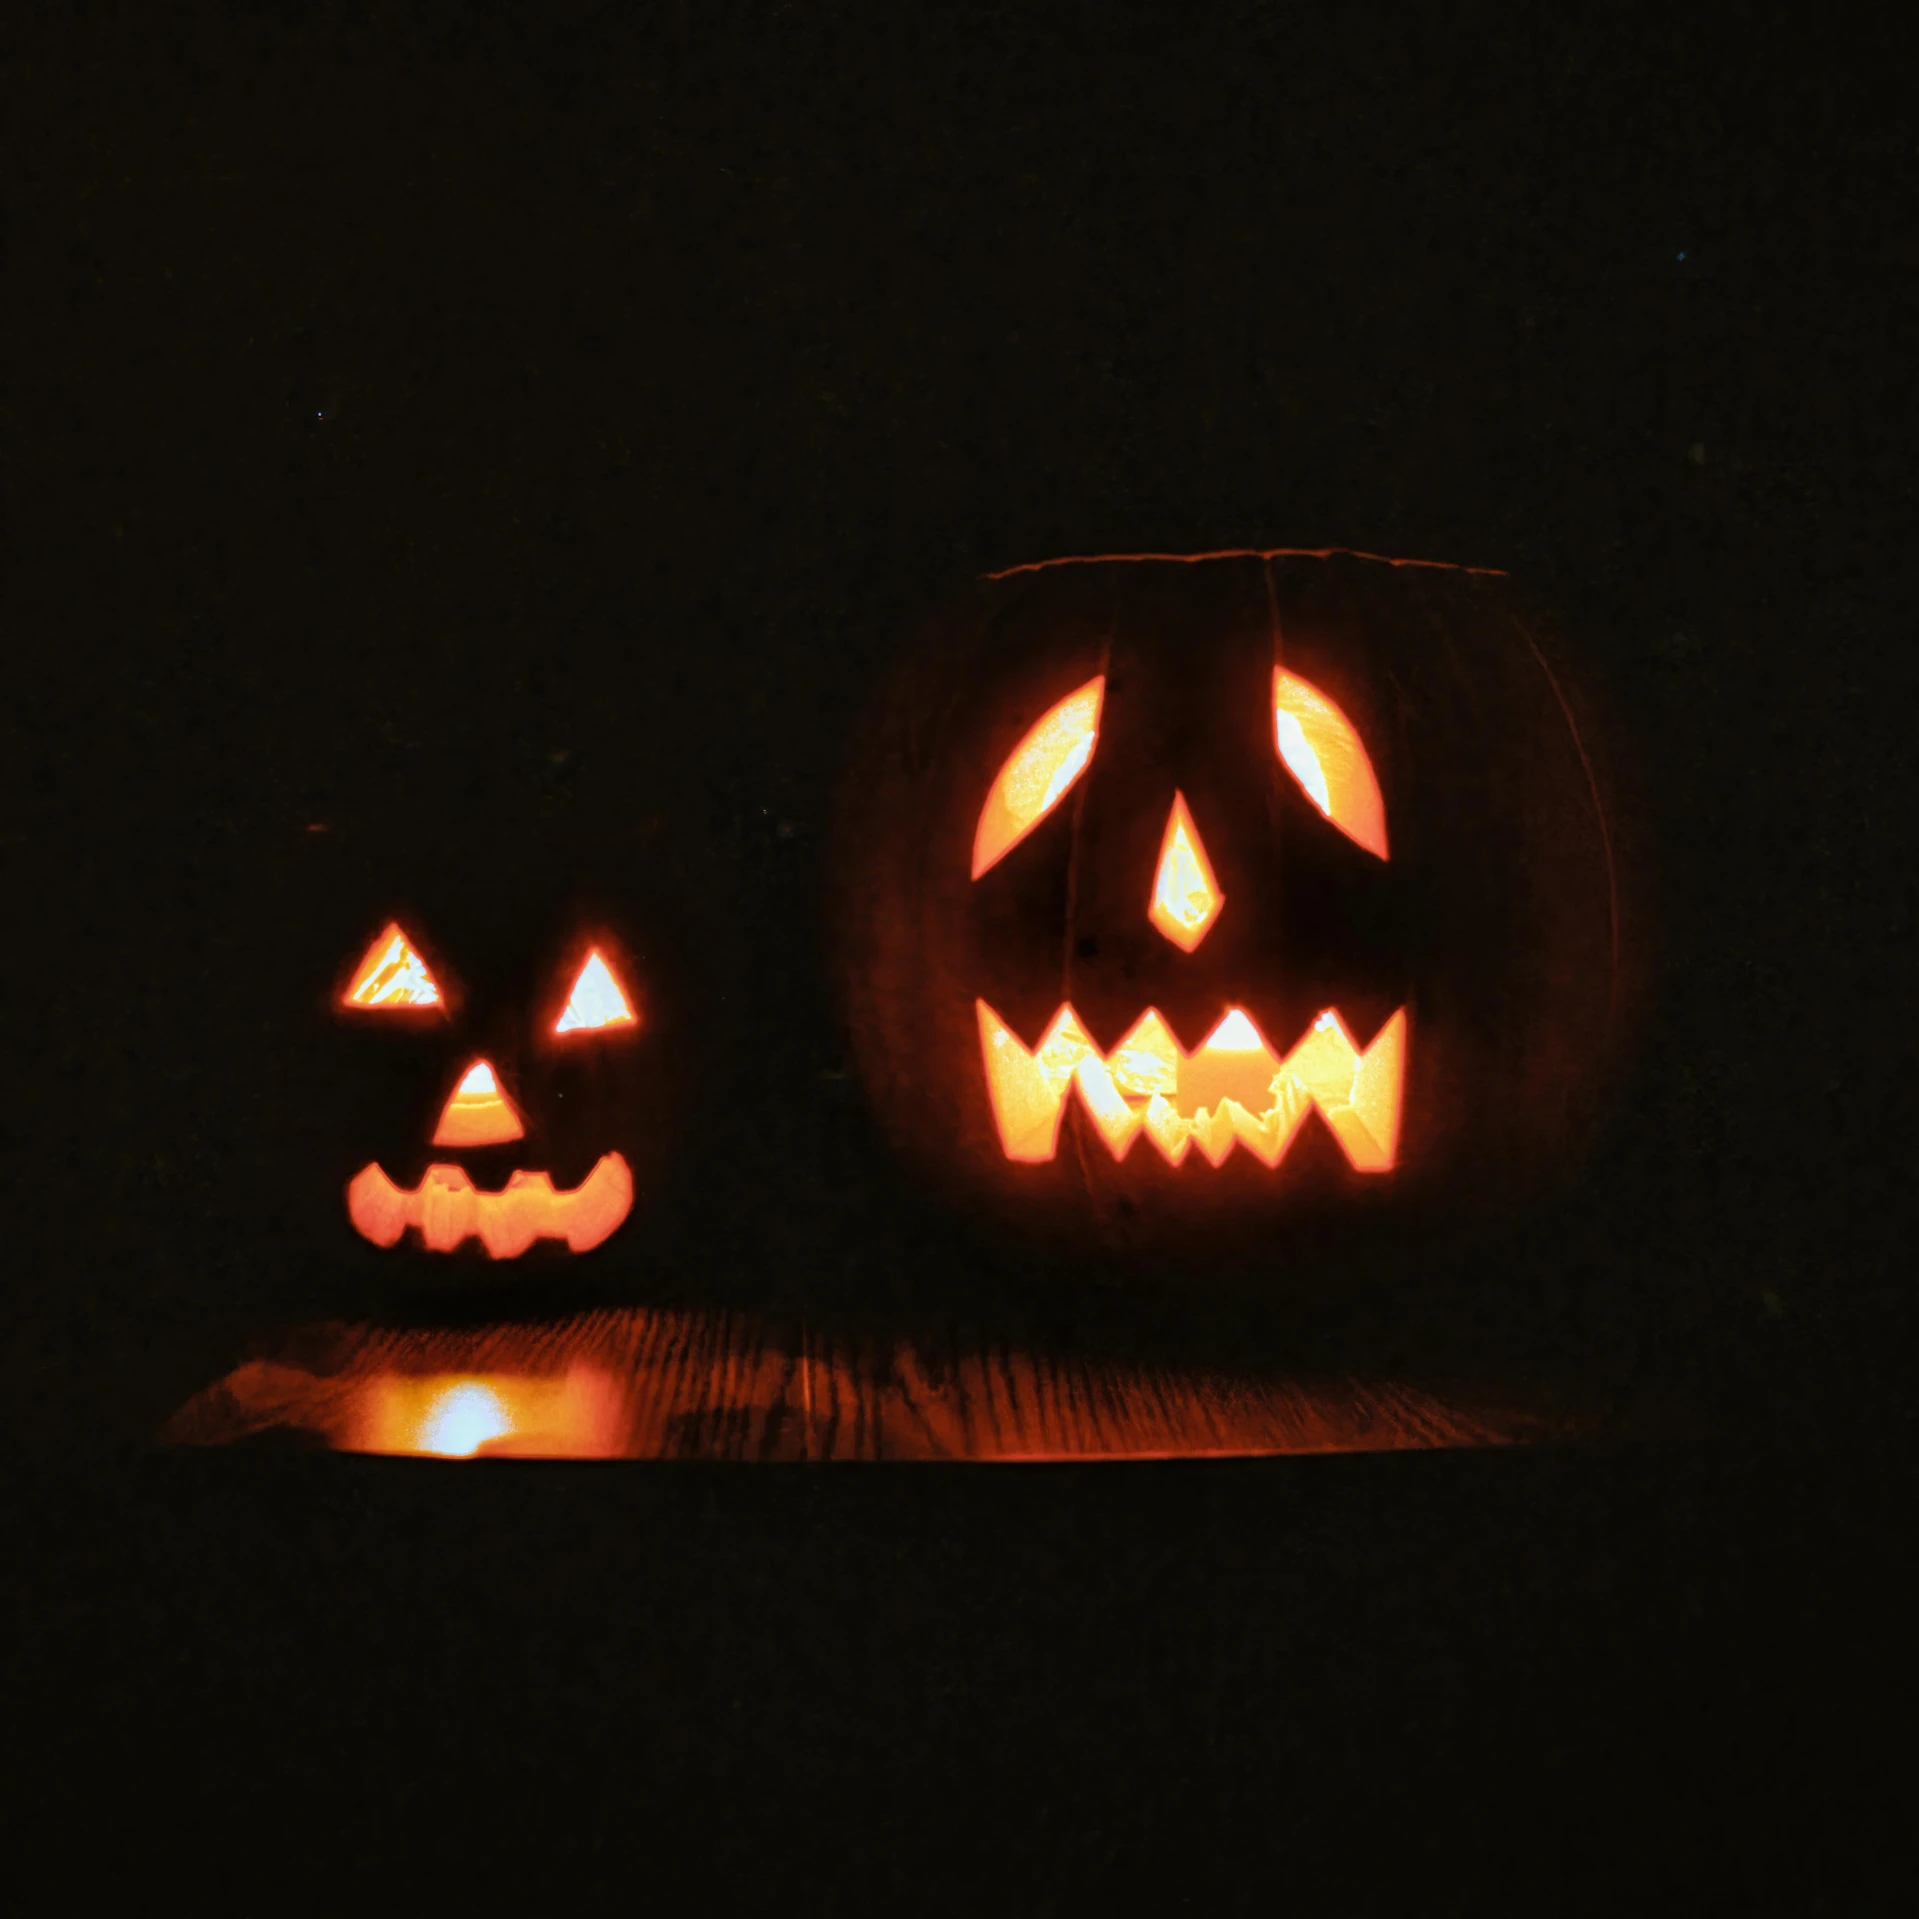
[5,5,1912,1902]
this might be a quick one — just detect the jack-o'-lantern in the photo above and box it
[831,549,1637,1264]
[338,923,641,1258]
[320,884,667,1301]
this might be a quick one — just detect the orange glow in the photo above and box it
[347,1151,634,1257]
[1148,791,1225,951]
[343,923,443,1008]
[431,1059,525,1148]
[978,1000,1404,1171]
[1273,668,1389,860]
[555,949,637,1034]
[972,676,1105,879]
[350,1368,626,1458]
[168,1326,1556,1461]
[418,1381,511,1455]
[978,1002,1104,1162]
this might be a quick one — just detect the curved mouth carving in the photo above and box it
[346,1153,633,1258]
[977,1002,1405,1171]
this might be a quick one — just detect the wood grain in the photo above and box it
[161,1305,1570,1460]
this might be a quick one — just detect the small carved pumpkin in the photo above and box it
[831,549,1635,1263]
[328,901,656,1279]
[339,923,640,1257]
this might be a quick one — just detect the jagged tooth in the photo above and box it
[420,1166,477,1253]
[1227,1098,1278,1167]
[1342,1007,1405,1170]
[1037,1003,1098,1065]
[1223,1079,1304,1167]
[564,1152,633,1250]
[1283,1007,1405,1173]
[977,999,1078,1163]
[498,1180,537,1256]
[1144,1094,1193,1166]
[1278,1077,1318,1162]
[1111,1010,1182,1096]
[1179,1013,1282,1120]
[476,1189,538,1259]
[346,1163,408,1247]
[1198,1007,1270,1053]
[1071,1054,1145,1161]
[1193,1103,1239,1167]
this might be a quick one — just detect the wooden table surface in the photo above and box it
[162,1304,1574,1461]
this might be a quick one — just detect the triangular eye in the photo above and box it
[555,949,638,1034]
[343,923,444,1009]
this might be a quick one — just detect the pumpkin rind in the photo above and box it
[830,550,1630,1264]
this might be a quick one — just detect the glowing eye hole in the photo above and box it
[555,949,637,1034]
[343,922,443,1008]
[1273,668,1390,860]
[1148,792,1225,951]
[972,675,1105,879]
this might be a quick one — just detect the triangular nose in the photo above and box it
[432,1059,525,1148]
[1147,791,1225,951]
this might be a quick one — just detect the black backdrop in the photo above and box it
[6,6,1912,1903]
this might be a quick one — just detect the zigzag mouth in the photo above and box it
[977,1002,1405,1171]
[346,1153,633,1258]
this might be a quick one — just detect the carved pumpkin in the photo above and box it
[330,909,653,1273]
[831,549,1632,1262]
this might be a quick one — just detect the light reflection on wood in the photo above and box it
[161,1307,1564,1462]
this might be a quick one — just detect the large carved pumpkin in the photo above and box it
[830,549,1638,1265]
